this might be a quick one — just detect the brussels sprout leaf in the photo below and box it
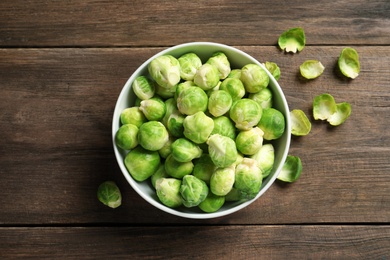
[338,47,360,79]
[300,60,325,79]
[290,109,311,136]
[278,27,306,53]
[277,155,302,183]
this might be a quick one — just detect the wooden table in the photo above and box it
[1,1,389,258]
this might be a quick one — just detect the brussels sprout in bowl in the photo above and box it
[112,42,291,219]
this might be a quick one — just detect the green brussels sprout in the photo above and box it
[176,86,208,115]
[250,143,274,178]
[248,88,273,109]
[235,127,264,156]
[132,76,156,100]
[193,63,220,91]
[210,116,237,140]
[300,60,325,79]
[313,94,352,126]
[97,181,122,208]
[155,83,176,99]
[139,96,166,121]
[120,107,147,127]
[229,98,263,130]
[115,124,139,150]
[277,155,302,183]
[148,55,181,89]
[290,109,311,136]
[171,138,203,163]
[219,78,246,101]
[166,110,185,137]
[206,52,231,80]
[175,80,197,101]
[227,69,241,79]
[234,158,263,199]
[338,47,360,79]
[151,164,169,189]
[124,146,161,182]
[183,111,214,144]
[178,53,202,81]
[162,98,178,127]
[180,175,209,207]
[265,61,281,80]
[240,64,270,93]
[156,178,183,208]
[257,108,285,140]
[278,27,306,53]
[138,121,169,151]
[207,134,238,168]
[208,90,233,117]
[164,154,194,179]
[158,136,175,159]
[192,154,217,185]
[210,165,235,196]
[198,192,225,213]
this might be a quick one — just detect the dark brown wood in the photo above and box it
[0,47,389,225]
[1,226,389,259]
[0,0,389,47]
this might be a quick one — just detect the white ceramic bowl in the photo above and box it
[112,42,291,219]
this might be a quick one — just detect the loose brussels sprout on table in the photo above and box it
[114,50,288,214]
[97,181,122,209]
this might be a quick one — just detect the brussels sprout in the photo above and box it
[227,69,242,79]
[120,107,147,127]
[139,96,166,121]
[178,53,202,81]
[115,124,139,150]
[277,155,302,183]
[240,64,270,93]
[151,164,169,189]
[265,61,281,80]
[257,108,285,140]
[327,102,352,126]
[158,136,175,159]
[138,121,169,151]
[250,143,274,178]
[338,47,360,79]
[124,146,161,182]
[248,88,273,109]
[278,27,306,53]
[180,175,209,207]
[166,110,185,137]
[290,109,311,136]
[192,154,217,185]
[198,192,225,213]
[162,98,178,127]
[210,166,235,196]
[97,181,122,208]
[235,127,264,156]
[208,90,233,117]
[132,76,156,100]
[300,60,325,79]
[313,93,337,120]
[219,78,246,101]
[234,158,263,199]
[176,86,208,115]
[156,178,183,208]
[171,138,203,163]
[229,98,263,130]
[206,52,231,80]
[183,111,214,144]
[193,63,220,91]
[210,116,237,140]
[207,134,238,168]
[165,154,194,179]
[148,55,181,89]
[155,83,176,99]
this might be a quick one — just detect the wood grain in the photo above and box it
[0,0,389,47]
[0,47,389,225]
[1,226,389,259]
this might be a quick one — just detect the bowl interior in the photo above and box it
[112,42,291,219]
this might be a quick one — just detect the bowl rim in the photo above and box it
[112,42,291,219]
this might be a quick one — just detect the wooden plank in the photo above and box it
[0,47,389,225]
[1,226,389,259]
[0,0,389,47]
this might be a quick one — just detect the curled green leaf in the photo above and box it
[278,27,306,53]
[338,47,360,79]
[300,60,325,79]
[290,109,311,136]
[277,155,302,183]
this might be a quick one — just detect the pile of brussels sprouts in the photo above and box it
[115,51,286,213]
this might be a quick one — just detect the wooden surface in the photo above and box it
[0,0,389,259]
